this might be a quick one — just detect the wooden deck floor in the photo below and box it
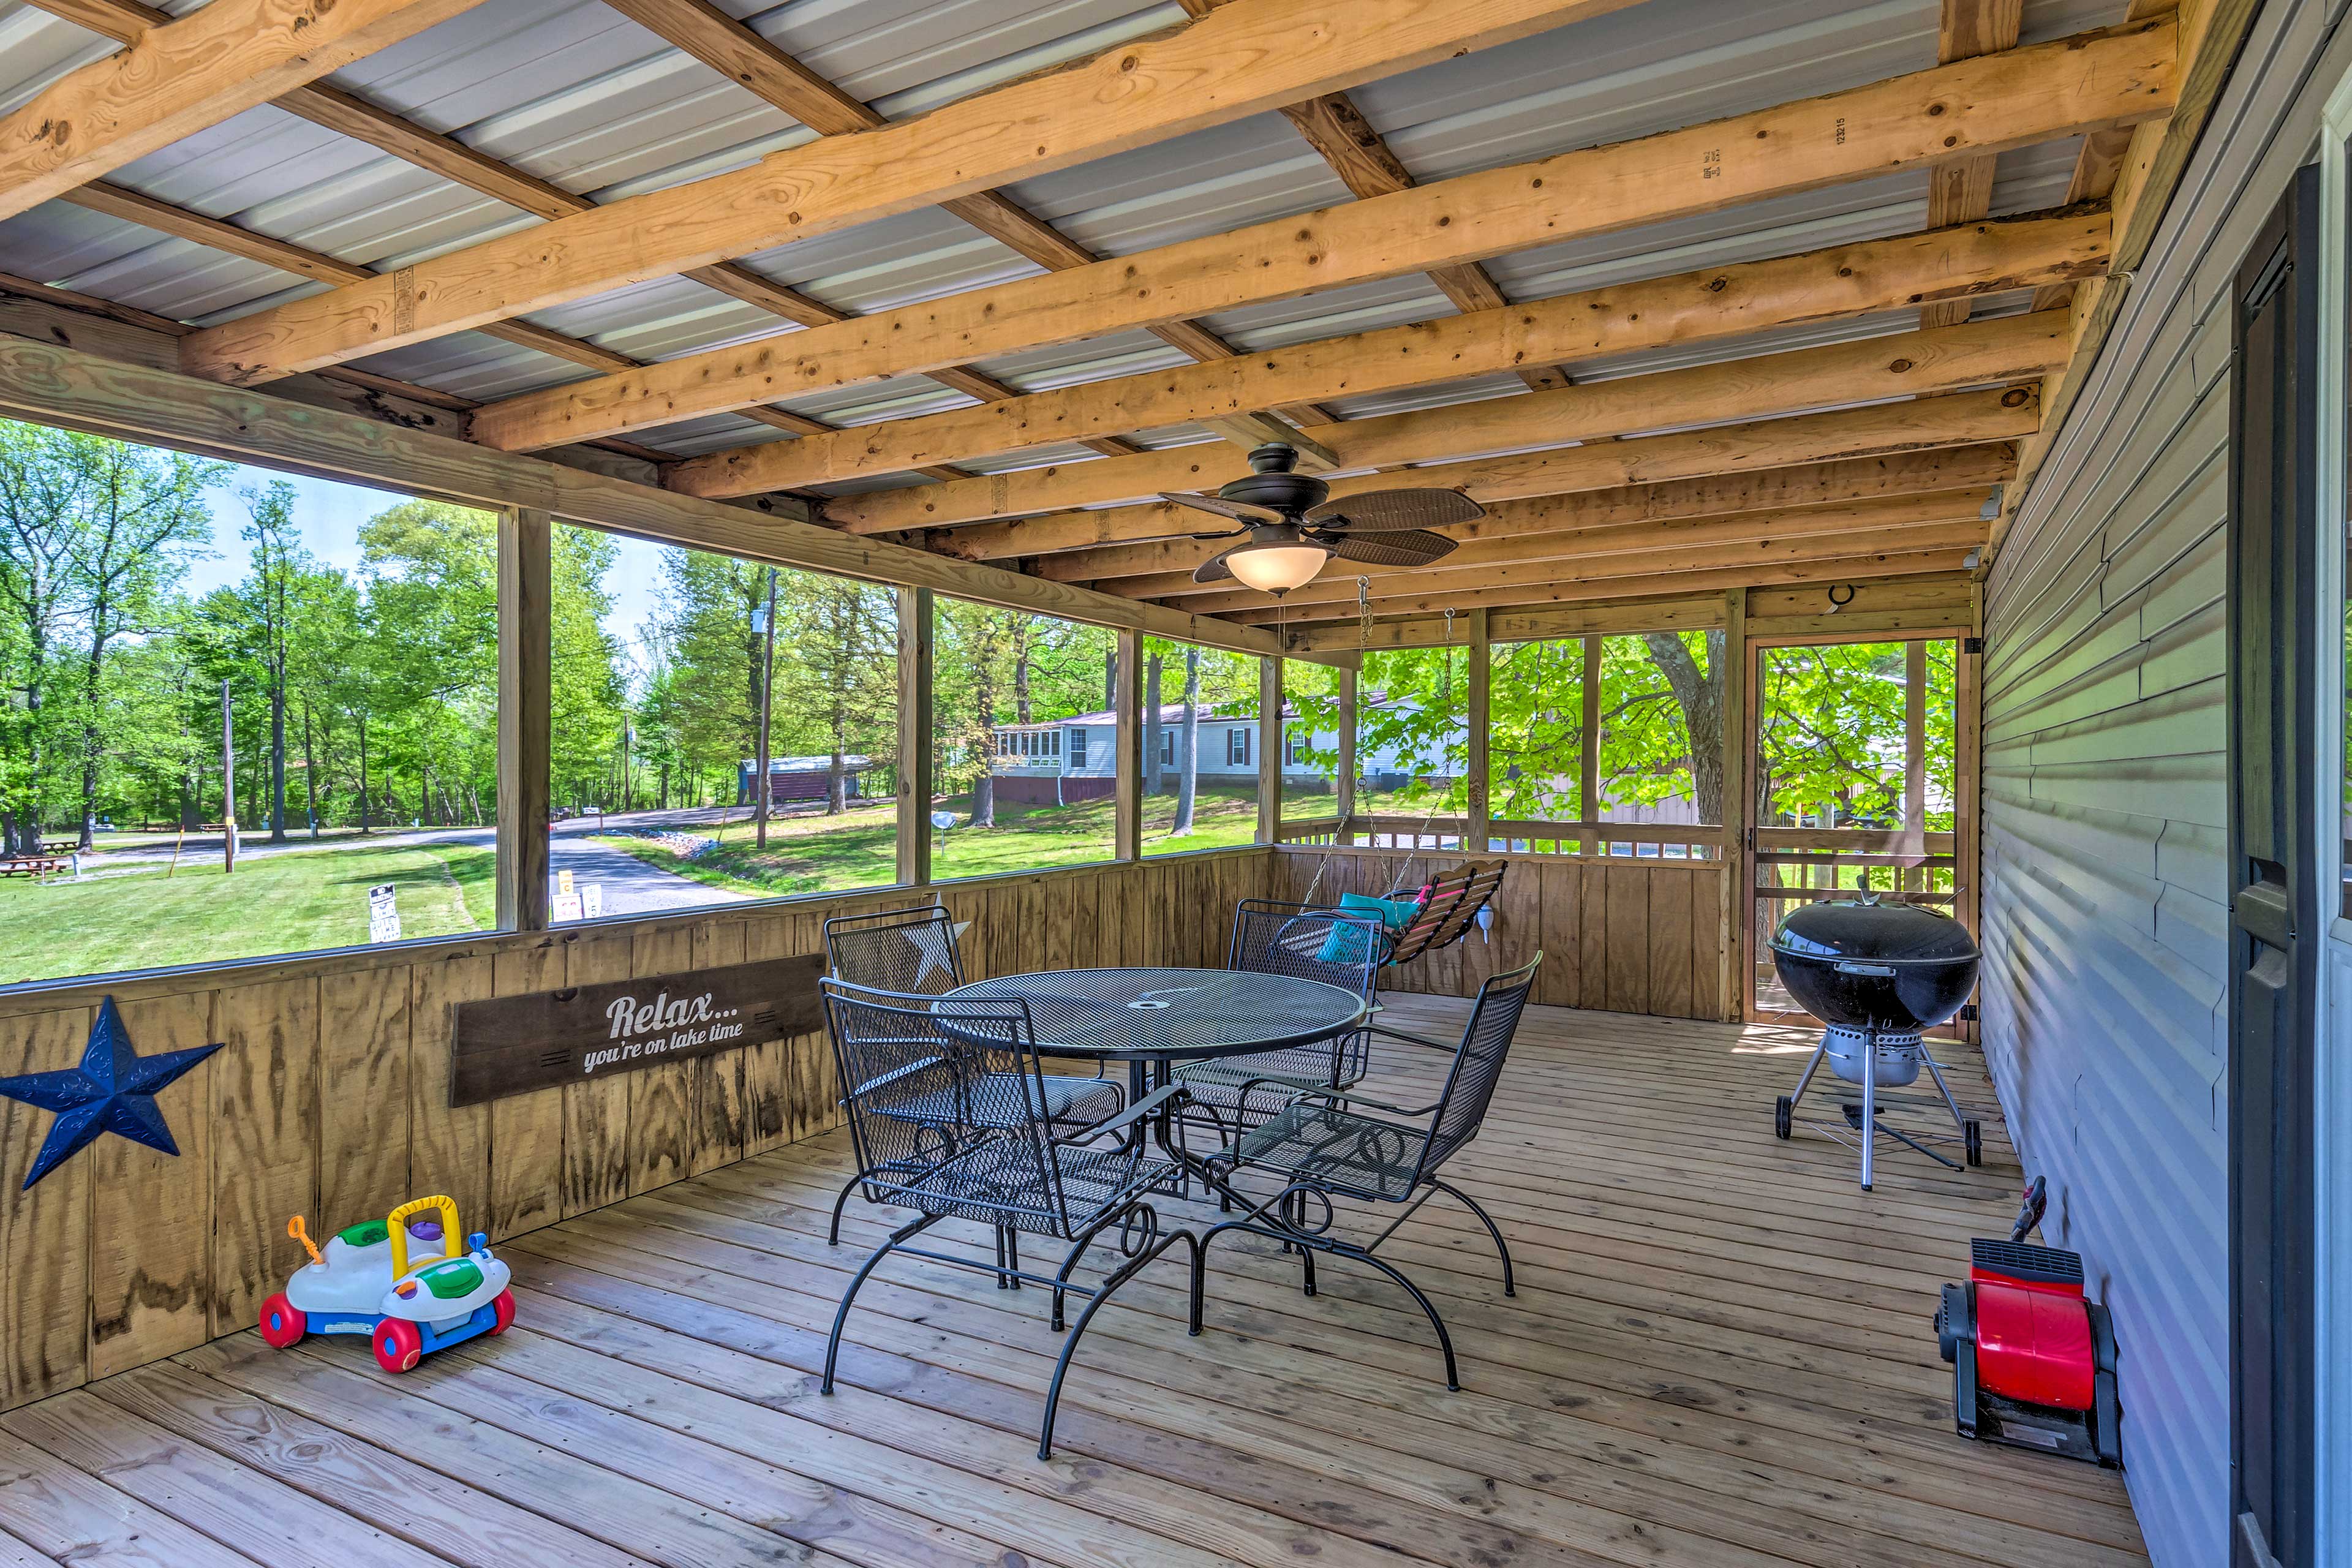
[0,996,2146,1568]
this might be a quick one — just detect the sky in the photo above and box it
[189,463,669,668]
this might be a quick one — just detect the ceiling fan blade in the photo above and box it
[1192,546,1242,584]
[1160,491,1285,524]
[1317,528,1458,567]
[1303,487,1485,532]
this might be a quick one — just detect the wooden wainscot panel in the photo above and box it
[448,952,826,1110]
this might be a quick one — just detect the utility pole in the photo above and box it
[220,679,235,875]
[754,565,779,848]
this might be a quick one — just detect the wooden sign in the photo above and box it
[448,953,825,1107]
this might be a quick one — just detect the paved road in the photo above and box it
[72,807,751,921]
[548,832,747,918]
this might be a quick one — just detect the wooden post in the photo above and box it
[1114,630,1143,861]
[219,679,235,874]
[496,506,551,931]
[1902,637,1928,897]
[1579,634,1602,858]
[1956,590,1983,1041]
[753,565,778,848]
[1257,656,1282,845]
[1335,665,1359,841]
[895,586,933,886]
[1719,590,1747,1022]
[1465,609,1490,854]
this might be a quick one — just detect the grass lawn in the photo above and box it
[0,840,497,988]
[589,786,1268,899]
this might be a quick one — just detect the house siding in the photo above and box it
[1978,8,2350,1567]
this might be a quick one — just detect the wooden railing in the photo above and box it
[1276,815,1724,860]
[1749,826,1958,1017]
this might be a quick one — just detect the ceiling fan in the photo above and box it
[1159,443,1482,595]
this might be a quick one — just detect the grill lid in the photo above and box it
[1770,894,1980,966]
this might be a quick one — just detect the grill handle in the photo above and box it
[1832,960,1896,976]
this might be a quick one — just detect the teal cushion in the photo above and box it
[1314,893,1420,964]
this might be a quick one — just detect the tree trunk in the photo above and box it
[356,718,371,834]
[268,670,287,842]
[300,702,318,837]
[1642,630,1725,824]
[1103,647,1117,711]
[1144,655,1163,796]
[1172,647,1201,834]
[971,772,995,829]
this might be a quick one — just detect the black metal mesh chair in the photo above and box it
[822,907,1122,1242]
[1193,954,1542,1390]
[1172,899,1383,1142]
[817,978,1199,1458]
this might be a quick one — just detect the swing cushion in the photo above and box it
[1316,892,1422,963]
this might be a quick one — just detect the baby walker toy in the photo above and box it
[259,1194,515,1373]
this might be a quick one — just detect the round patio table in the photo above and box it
[942,967,1370,1166]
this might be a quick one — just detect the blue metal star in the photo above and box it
[0,997,221,1191]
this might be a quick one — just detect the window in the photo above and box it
[0,425,502,986]
[1280,658,1344,820]
[932,600,1115,876]
[1141,637,1261,856]
[1594,630,1723,854]
[1069,727,1088,768]
[1354,645,1471,848]
[1488,636,1585,849]
[552,527,900,910]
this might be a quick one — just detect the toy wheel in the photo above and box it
[487,1289,516,1336]
[372,1317,423,1374]
[1964,1120,1983,1167]
[1773,1096,1793,1140]
[258,1293,306,1349]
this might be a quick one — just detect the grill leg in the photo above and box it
[1917,1044,1969,1132]
[1859,1028,1877,1191]
[1785,1039,1827,1109]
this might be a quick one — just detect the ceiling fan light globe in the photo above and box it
[1226,542,1330,595]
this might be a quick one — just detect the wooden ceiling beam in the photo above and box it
[175,0,1642,386]
[1055,450,2014,584]
[660,208,2103,494]
[893,386,2036,555]
[1917,0,2024,330]
[843,311,2063,549]
[1137,489,1996,609]
[0,0,492,222]
[1232,544,1982,626]
[1195,517,1988,619]
[1178,0,1552,388]
[452,20,2171,457]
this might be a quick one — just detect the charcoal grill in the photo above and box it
[1769,894,1983,1189]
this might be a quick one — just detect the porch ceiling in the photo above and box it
[0,992,2147,1568]
[0,0,2228,642]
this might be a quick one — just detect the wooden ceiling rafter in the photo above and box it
[454,18,2176,457]
[1243,546,1981,627]
[829,310,2067,546]
[1205,516,1990,623]
[1917,0,2024,330]
[1096,478,2007,602]
[21,0,979,486]
[660,207,2106,496]
[602,0,1332,451]
[175,0,1649,385]
[0,0,492,222]
[1174,0,1563,394]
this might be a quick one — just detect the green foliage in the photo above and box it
[1755,640,1954,830]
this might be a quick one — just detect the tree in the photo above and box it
[0,424,221,850]
[771,575,893,814]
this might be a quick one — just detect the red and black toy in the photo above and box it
[1935,1177,2120,1467]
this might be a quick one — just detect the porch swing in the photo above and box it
[1291,591,1507,976]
